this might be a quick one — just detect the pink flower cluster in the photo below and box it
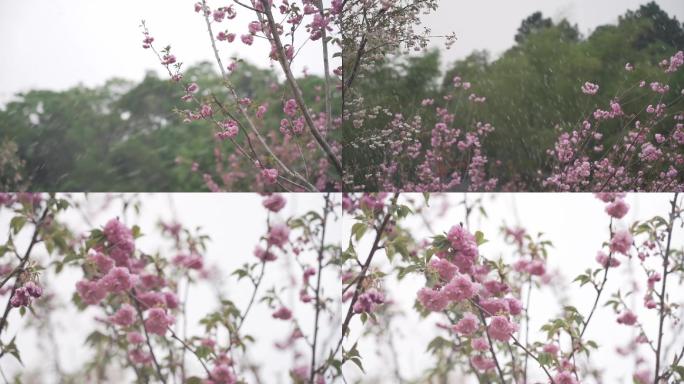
[10,281,43,308]
[75,218,181,366]
[353,288,385,314]
[417,225,522,372]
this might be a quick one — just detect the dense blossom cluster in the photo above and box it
[544,51,684,192]
[345,75,498,191]
[75,218,182,365]
[416,224,523,372]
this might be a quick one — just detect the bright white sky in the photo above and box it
[425,0,684,67]
[0,193,341,384]
[343,193,684,383]
[1,1,682,105]
[0,0,335,105]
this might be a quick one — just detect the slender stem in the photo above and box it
[169,329,212,377]
[310,193,331,383]
[131,293,167,384]
[200,0,316,191]
[259,0,343,176]
[334,193,399,362]
[568,218,615,363]
[0,206,49,335]
[654,192,679,383]
[474,307,506,384]
[237,261,266,333]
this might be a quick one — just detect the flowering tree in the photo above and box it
[341,193,684,383]
[342,1,684,192]
[142,0,342,192]
[0,193,342,383]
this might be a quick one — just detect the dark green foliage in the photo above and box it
[345,2,684,189]
[0,61,333,191]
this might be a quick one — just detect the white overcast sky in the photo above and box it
[425,0,684,67]
[0,0,335,105]
[1,1,682,105]
[343,193,684,383]
[0,193,341,384]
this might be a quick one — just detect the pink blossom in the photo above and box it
[446,225,479,272]
[186,83,199,94]
[453,312,479,335]
[88,250,114,274]
[240,34,254,45]
[488,316,518,341]
[76,279,107,305]
[164,292,180,309]
[272,306,292,320]
[553,371,578,384]
[144,308,174,335]
[353,289,385,314]
[161,54,176,65]
[210,364,237,384]
[260,168,278,184]
[428,258,458,281]
[109,304,136,327]
[526,259,546,276]
[103,218,135,266]
[505,297,523,316]
[137,291,165,308]
[543,343,559,355]
[100,267,133,293]
[283,99,298,117]
[480,297,509,316]
[471,355,496,371]
[616,310,637,326]
[127,331,144,344]
[267,224,290,248]
[581,82,599,95]
[610,230,632,255]
[262,194,286,212]
[605,198,629,219]
[442,274,476,302]
[256,104,268,119]
[471,337,489,351]
[596,251,620,268]
[633,369,651,384]
[200,104,213,118]
[129,349,152,365]
[254,245,277,262]
[417,287,448,312]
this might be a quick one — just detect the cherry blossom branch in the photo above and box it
[473,306,506,384]
[311,193,332,382]
[130,292,167,384]
[200,0,316,191]
[0,206,49,335]
[336,193,399,363]
[259,0,343,176]
[471,299,554,382]
[567,219,615,364]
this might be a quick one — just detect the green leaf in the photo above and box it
[10,216,27,235]
[672,365,684,379]
[426,336,451,354]
[474,231,487,246]
[351,223,367,242]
